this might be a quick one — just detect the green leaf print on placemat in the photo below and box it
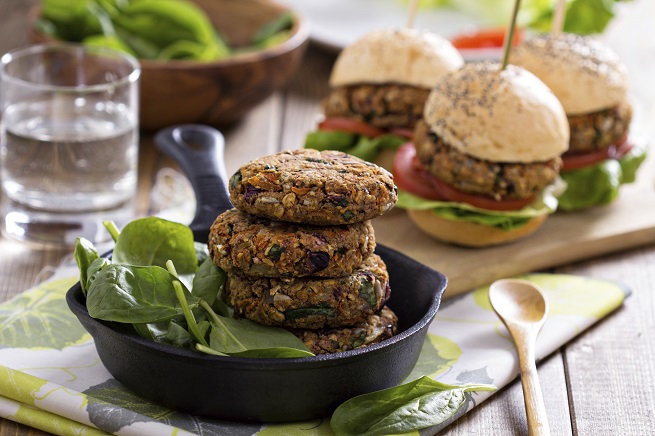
[84,379,263,435]
[472,274,628,319]
[0,277,89,350]
[0,365,48,406]
[257,419,333,435]
[405,334,461,382]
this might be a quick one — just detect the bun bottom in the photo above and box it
[407,209,548,247]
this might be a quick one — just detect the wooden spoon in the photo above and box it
[489,278,551,436]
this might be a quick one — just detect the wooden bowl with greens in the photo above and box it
[31,0,310,131]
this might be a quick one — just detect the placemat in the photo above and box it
[0,264,627,436]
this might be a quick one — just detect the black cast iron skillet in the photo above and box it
[66,125,447,422]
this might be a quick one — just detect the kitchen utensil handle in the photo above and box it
[154,124,233,241]
[518,333,551,436]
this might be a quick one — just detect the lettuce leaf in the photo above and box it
[557,140,648,211]
[304,130,406,162]
[396,179,565,232]
[528,0,618,35]
[413,0,624,35]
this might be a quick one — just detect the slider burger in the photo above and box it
[394,61,569,247]
[511,33,647,211]
[304,28,464,170]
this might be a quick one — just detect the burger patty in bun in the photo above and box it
[413,119,561,201]
[323,83,430,130]
[568,100,632,153]
[511,32,647,211]
[394,61,570,247]
[304,28,463,170]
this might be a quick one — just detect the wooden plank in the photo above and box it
[556,249,655,436]
[440,354,573,435]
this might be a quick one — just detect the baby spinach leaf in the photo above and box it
[228,348,314,358]
[171,276,208,347]
[86,257,111,290]
[112,217,198,274]
[252,12,293,46]
[86,264,200,323]
[134,317,203,349]
[330,376,496,436]
[208,314,311,355]
[74,237,99,296]
[192,258,227,311]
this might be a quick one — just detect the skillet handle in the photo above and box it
[154,124,233,242]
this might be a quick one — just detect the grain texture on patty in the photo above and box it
[209,208,375,278]
[224,254,391,329]
[414,120,561,200]
[290,306,398,354]
[567,100,632,154]
[229,149,397,225]
[323,84,430,129]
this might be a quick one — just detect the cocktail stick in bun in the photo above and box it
[394,61,569,247]
[304,28,464,171]
[511,33,647,211]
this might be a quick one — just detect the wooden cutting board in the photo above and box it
[373,149,655,299]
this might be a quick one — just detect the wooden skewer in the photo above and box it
[406,0,419,28]
[552,0,567,35]
[501,0,522,70]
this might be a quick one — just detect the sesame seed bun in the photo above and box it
[329,28,464,89]
[407,209,548,247]
[423,61,569,163]
[511,33,629,115]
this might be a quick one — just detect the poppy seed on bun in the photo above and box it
[395,61,570,247]
[423,61,569,164]
[510,33,629,115]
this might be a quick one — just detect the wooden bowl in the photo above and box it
[30,0,310,131]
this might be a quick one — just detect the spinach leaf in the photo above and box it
[330,376,496,436]
[86,257,110,290]
[170,273,208,347]
[192,258,227,311]
[252,12,293,46]
[86,264,200,323]
[163,320,194,348]
[207,310,311,355]
[74,237,99,297]
[134,317,209,349]
[112,217,198,274]
[227,348,314,358]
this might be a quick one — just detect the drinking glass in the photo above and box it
[0,43,140,246]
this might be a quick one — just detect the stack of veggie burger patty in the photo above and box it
[209,149,399,354]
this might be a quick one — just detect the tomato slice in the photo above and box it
[318,117,384,138]
[393,142,446,201]
[393,143,537,211]
[562,137,633,171]
[388,127,415,139]
[427,174,537,211]
[450,27,523,50]
[561,148,610,171]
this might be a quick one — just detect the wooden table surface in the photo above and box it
[1,0,654,435]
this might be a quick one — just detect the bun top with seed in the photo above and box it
[510,33,629,115]
[329,28,464,89]
[423,61,569,163]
